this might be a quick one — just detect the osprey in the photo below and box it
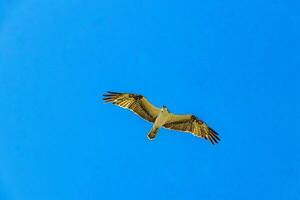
[103,91,220,144]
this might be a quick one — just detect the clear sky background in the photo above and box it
[0,0,299,200]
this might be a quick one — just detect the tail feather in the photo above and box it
[147,128,159,140]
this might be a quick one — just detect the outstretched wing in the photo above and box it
[163,114,220,144]
[103,91,160,122]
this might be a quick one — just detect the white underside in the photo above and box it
[153,110,170,128]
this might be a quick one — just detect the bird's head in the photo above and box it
[161,105,169,112]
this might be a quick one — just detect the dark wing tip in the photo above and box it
[208,137,215,144]
[209,127,219,135]
[103,91,122,103]
[107,91,122,94]
[103,97,114,102]
[192,116,220,144]
[102,91,122,97]
[208,127,220,144]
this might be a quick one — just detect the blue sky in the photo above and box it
[0,0,299,200]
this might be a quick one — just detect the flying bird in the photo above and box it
[103,91,220,144]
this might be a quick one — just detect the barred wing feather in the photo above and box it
[163,113,220,144]
[103,92,160,122]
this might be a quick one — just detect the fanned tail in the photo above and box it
[147,127,159,140]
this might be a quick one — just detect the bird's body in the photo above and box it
[153,107,169,128]
[148,107,170,139]
[103,91,220,144]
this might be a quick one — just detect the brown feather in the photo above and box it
[103,91,160,122]
[163,115,220,144]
